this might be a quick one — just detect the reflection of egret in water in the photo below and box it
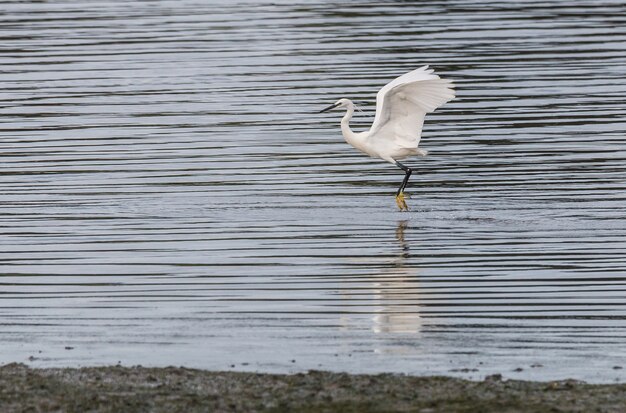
[371,220,422,334]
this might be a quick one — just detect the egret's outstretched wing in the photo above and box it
[369,66,455,148]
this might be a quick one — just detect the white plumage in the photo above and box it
[319,66,455,210]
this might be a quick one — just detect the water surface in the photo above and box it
[1,0,626,382]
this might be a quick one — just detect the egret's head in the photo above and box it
[319,98,351,113]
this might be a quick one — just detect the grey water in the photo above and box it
[2,0,626,383]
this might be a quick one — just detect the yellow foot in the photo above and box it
[395,192,409,211]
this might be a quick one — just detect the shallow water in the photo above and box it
[1,0,626,382]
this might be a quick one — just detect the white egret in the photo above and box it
[320,66,455,210]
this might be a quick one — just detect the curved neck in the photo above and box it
[340,100,356,142]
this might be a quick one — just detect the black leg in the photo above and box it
[395,161,412,196]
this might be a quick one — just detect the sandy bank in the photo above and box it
[1,363,625,412]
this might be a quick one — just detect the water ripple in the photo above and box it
[1,0,625,382]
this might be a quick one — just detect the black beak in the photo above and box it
[319,102,339,113]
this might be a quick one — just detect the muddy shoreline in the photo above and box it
[1,363,625,412]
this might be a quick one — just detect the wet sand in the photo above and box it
[1,363,625,413]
